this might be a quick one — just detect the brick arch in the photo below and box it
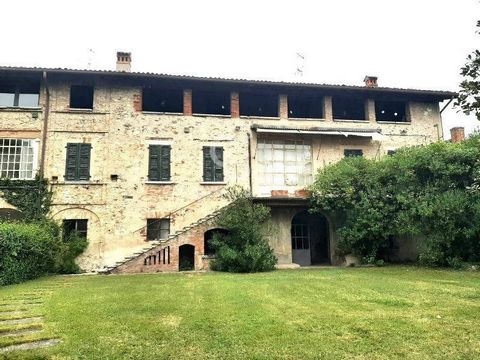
[51,207,101,224]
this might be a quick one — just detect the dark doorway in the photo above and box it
[291,210,329,266]
[179,244,195,271]
[204,228,229,256]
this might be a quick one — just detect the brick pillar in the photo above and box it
[133,93,142,112]
[183,89,192,116]
[231,91,240,118]
[365,99,376,123]
[279,94,288,119]
[324,96,333,121]
[450,127,465,143]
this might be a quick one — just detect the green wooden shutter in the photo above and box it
[65,144,78,180]
[215,147,224,181]
[203,147,213,181]
[160,145,171,181]
[148,145,160,181]
[78,144,91,181]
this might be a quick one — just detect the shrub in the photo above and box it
[57,232,88,274]
[210,187,277,273]
[310,135,480,267]
[0,222,62,285]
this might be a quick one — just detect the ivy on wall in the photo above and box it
[0,177,52,221]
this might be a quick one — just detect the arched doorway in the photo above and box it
[291,210,329,266]
[179,244,195,271]
[204,228,229,256]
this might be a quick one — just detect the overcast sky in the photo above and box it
[2,0,479,137]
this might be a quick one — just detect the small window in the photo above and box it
[344,149,363,158]
[203,146,224,182]
[0,79,39,108]
[148,145,171,181]
[288,94,323,119]
[65,143,91,181]
[142,87,183,113]
[63,219,88,240]
[192,89,230,116]
[332,96,366,120]
[240,92,278,117]
[375,101,407,122]
[146,218,170,241]
[291,224,309,250]
[387,150,397,156]
[70,85,94,109]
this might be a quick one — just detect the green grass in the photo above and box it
[1,267,479,359]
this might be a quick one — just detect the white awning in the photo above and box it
[254,128,384,141]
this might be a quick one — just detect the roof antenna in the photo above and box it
[295,52,305,77]
[87,48,95,69]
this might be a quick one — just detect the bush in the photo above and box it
[210,187,277,273]
[0,221,88,285]
[310,135,480,267]
[0,222,62,285]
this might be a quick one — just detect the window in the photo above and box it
[148,145,171,181]
[291,223,309,250]
[387,150,397,156]
[0,80,39,108]
[65,143,91,181]
[257,140,312,186]
[203,147,224,182]
[375,101,407,122]
[0,139,38,180]
[344,149,363,158]
[204,228,229,256]
[70,85,94,109]
[146,218,170,241]
[240,92,278,117]
[142,87,183,113]
[288,94,323,119]
[332,96,366,120]
[192,89,230,116]
[63,219,88,240]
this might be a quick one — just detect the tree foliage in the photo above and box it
[310,136,480,267]
[210,187,277,272]
[456,20,480,120]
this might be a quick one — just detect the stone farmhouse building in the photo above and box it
[0,52,457,273]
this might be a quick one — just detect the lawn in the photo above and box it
[0,267,479,359]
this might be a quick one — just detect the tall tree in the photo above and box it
[456,20,480,120]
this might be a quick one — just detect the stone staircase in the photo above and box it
[98,206,228,274]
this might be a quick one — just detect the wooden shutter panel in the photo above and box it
[78,144,91,181]
[160,145,171,181]
[148,145,160,181]
[203,147,213,182]
[65,144,78,180]
[215,147,224,181]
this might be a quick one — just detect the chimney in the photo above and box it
[450,127,465,143]
[364,75,378,88]
[116,52,131,72]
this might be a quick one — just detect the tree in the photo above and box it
[210,186,277,273]
[456,20,480,120]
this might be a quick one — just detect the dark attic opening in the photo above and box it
[70,85,94,109]
[288,94,324,119]
[0,78,40,107]
[332,96,366,120]
[142,86,183,113]
[375,100,407,122]
[193,89,230,116]
[240,91,278,117]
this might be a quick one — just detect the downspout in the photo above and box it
[40,71,50,179]
[438,96,455,141]
[247,133,253,196]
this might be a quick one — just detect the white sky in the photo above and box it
[1,0,479,137]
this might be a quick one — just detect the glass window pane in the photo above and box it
[18,93,39,107]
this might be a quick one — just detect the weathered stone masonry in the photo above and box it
[0,62,456,272]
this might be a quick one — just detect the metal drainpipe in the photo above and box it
[40,71,50,179]
[247,132,253,196]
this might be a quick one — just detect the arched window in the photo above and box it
[203,228,229,256]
